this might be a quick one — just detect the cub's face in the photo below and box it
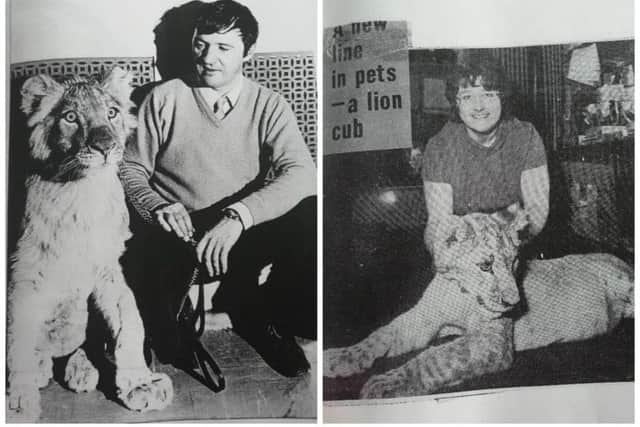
[600,254,635,319]
[439,208,528,318]
[20,67,136,181]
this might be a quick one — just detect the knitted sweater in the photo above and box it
[121,77,316,226]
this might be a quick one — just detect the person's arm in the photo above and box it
[423,181,453,256]
[519,123,550,237]
[196,95,315,277]
[421,133,460,268]
[120,91,168,221]
[238,95,316,226]
[120,90,193,239]
[520,165,549,236]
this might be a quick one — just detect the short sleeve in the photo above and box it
[523,124,547,170]
[421,137,446,183]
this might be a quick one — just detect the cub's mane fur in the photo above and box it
[20,68,136,180]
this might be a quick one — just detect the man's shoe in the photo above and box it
[235,320,310,378]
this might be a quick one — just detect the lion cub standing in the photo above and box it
[7,67,173,421]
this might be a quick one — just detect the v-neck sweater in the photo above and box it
[121,77,316,225]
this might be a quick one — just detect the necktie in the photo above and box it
[213,95,232,120]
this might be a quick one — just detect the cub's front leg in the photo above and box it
[360,317,514,399]
[93,268,173,412]
[324,293,437,378]
[6,285,48,422]
[359,339,463,399]
[323,331,393,379]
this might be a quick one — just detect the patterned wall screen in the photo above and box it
[11,53,317,160]
[243,52,317,160]
[10,57,155,87]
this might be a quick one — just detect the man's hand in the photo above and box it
[154,202,194,241]
[195,218,243,277]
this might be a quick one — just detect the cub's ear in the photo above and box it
[433,215,471,272]
[20,74,65,127]
[511,206,529,230]
[507,207,531,246]
[443,215,472,247]
[490,202,520,224]
[101,66,134,106]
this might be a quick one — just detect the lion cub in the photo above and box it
[7,67,173,421]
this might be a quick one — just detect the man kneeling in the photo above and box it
[120,0,317,377]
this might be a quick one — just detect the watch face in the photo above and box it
[224,208,242,224]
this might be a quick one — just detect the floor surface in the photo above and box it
[38,330,316,422]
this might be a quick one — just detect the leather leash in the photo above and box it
[175,240,226,392]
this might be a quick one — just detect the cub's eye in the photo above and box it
[478,255,494,272]
[479,262,493,272]
[62,111,78,123]
[107,107,119,119]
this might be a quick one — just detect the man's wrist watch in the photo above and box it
[223,208,244,230]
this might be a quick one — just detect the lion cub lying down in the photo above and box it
[7,67,173,422]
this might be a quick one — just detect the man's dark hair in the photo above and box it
[444,52,514,122]
[195,0,259,56]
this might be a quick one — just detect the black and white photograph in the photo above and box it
[322,3,634,422]
[7,0,317,422]
[4,0,637,423]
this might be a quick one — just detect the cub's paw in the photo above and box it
[360,372,406,399]
[6,385,41,423]
[323,348,356,378]
[36,356,53,389]
[117,371,173,412]
[65,348,99,393]
[323,346,373,378]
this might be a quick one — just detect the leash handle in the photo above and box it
[194,339,226,392]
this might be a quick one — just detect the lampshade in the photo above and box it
[567,43,601,87]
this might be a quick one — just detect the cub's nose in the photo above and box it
[87,127,116,156]
[501,286,520,306]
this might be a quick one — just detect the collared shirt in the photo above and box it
[194,76,254,229]
[195,75,244,118]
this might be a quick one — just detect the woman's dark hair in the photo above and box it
[194,0,259,56]
[445,52,514,122]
